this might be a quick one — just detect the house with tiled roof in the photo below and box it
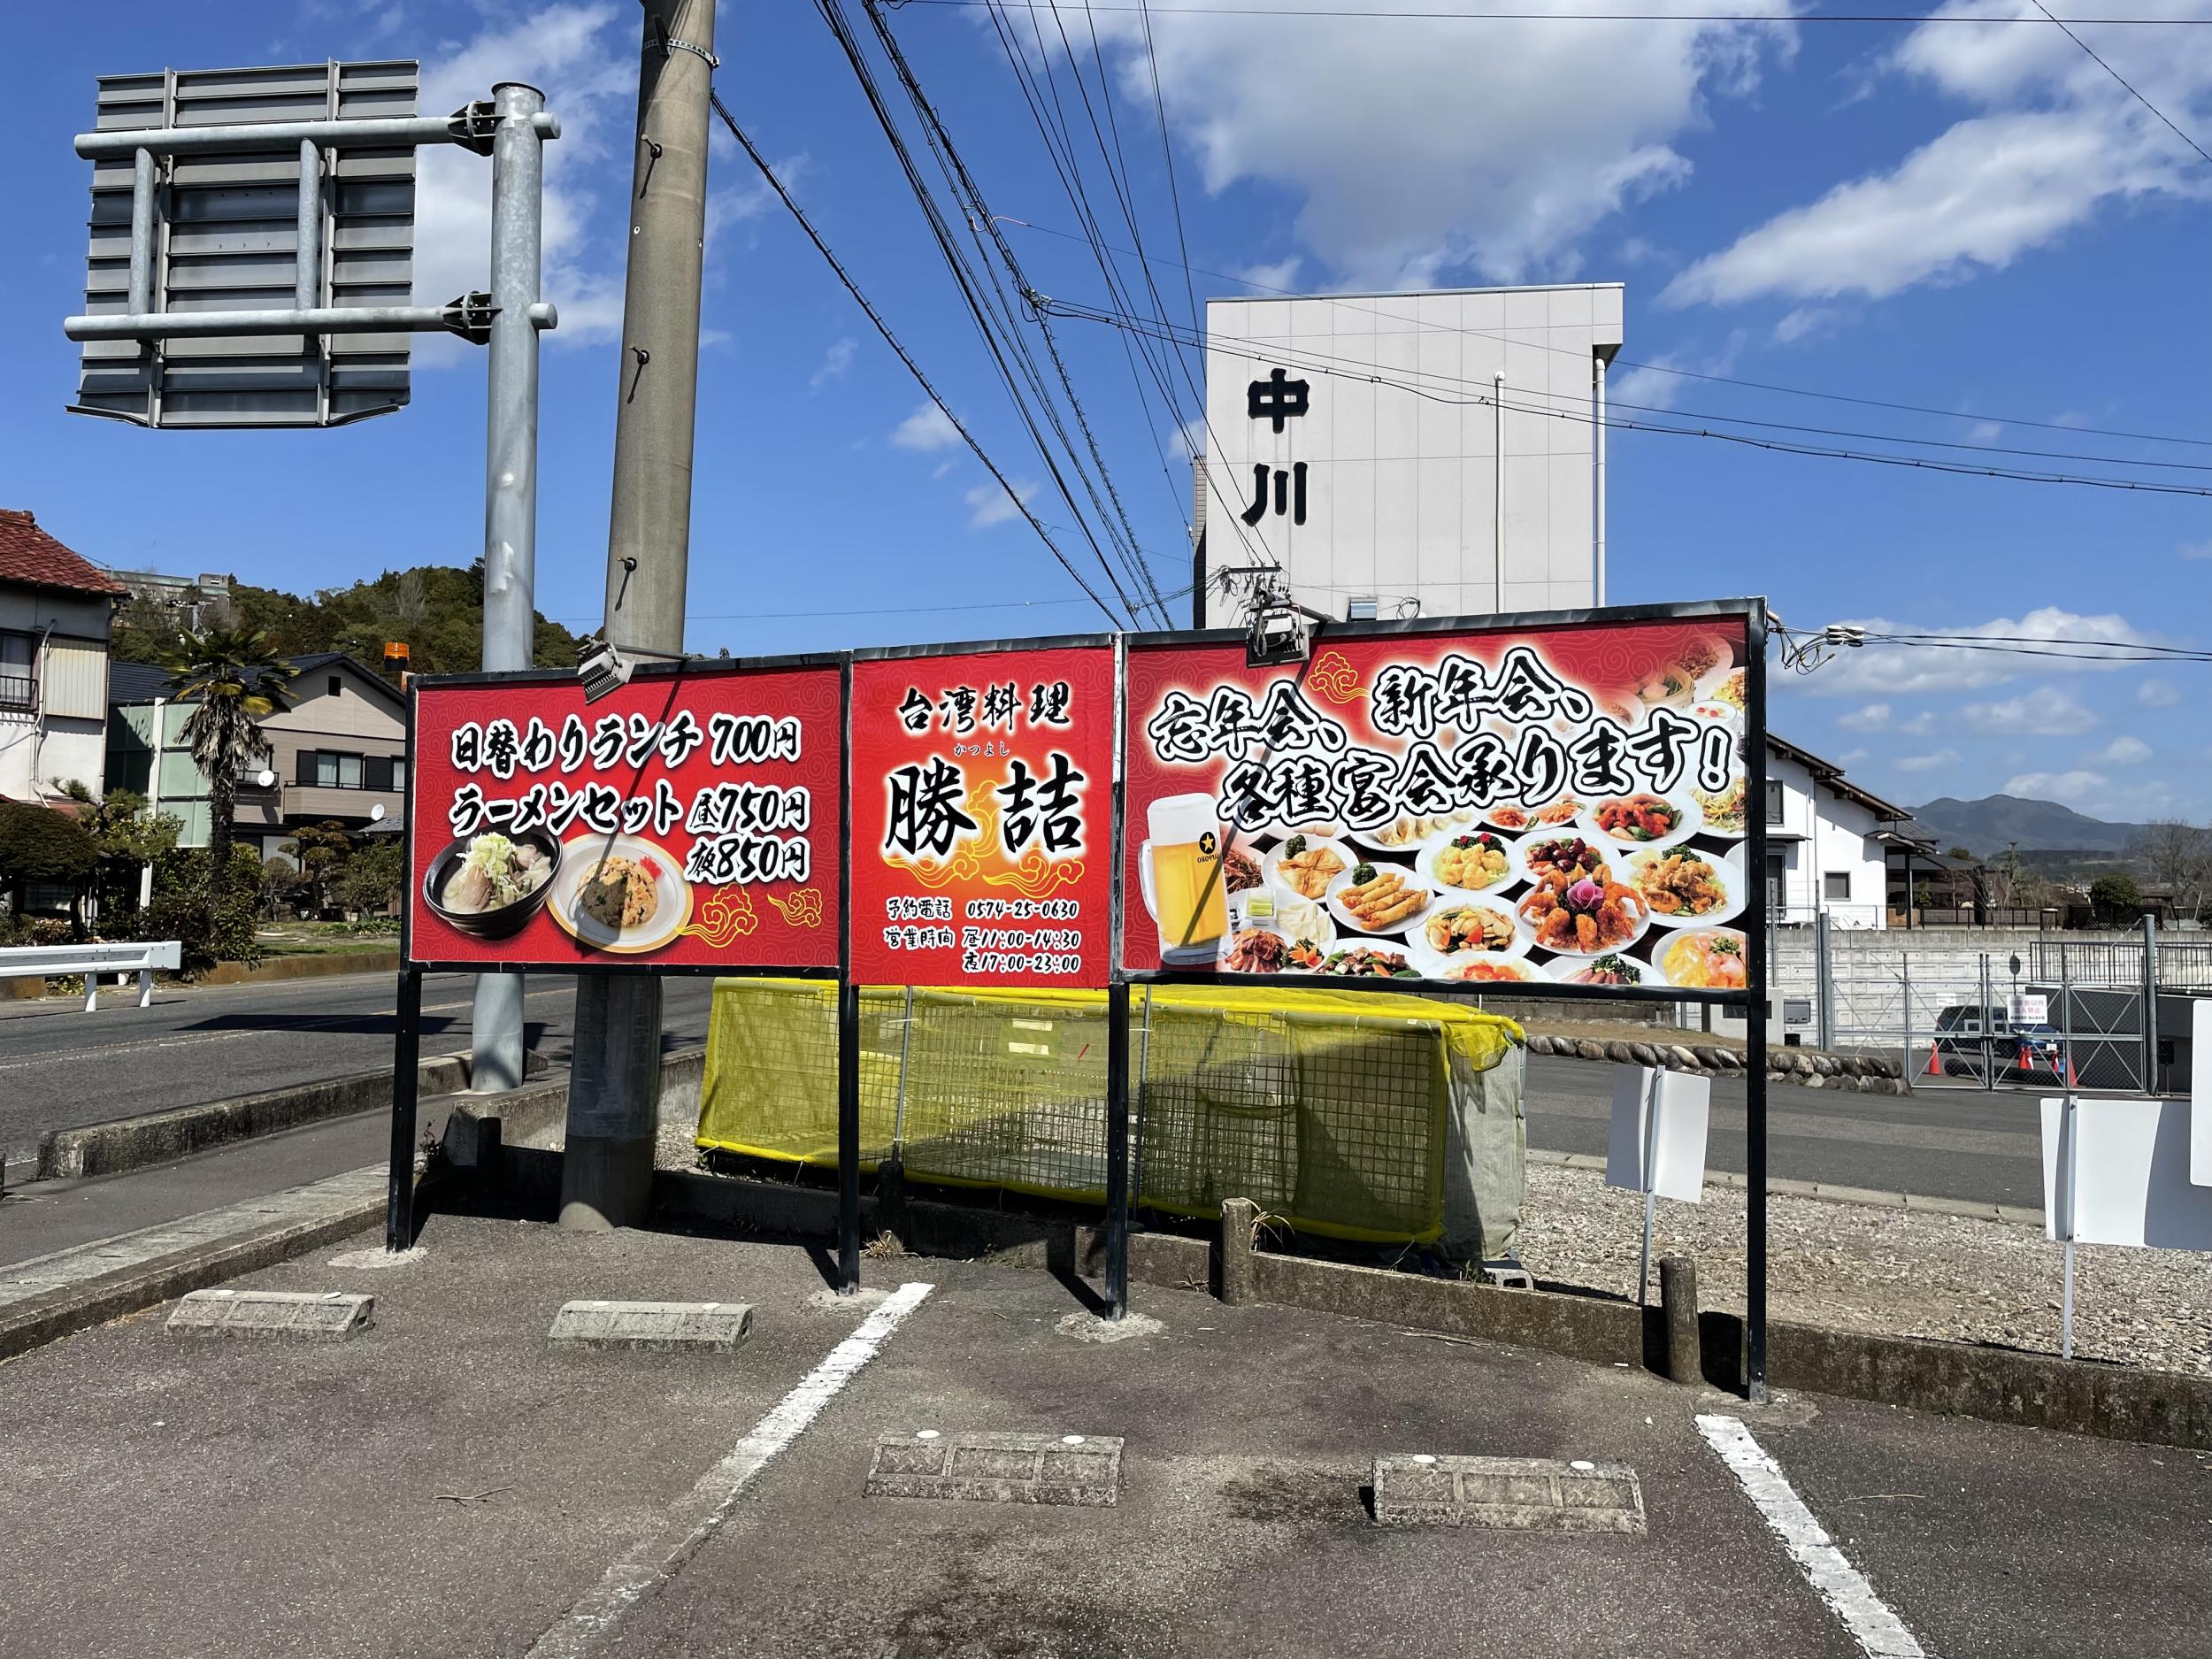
[0,510,127,805]
[107,650,407,853]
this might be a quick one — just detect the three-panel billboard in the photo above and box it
[403,602,1763,1006]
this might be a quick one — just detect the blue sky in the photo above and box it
[0,0,2206,821]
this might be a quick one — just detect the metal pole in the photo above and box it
[892,983,914,1151]
[564,1,718,1228]
[127,149,157,319]
[471,81,548,1102]
[1637,1067,1659,1306]
[296,140,320,313]
[1981,952,1995,1092]
[1745,603,1771,1402]
[1105,980,1132,1317]
[1815,909,1833,1052]
[1591,355,1606,607]
[2141,913,2158,1093]
[2059,949,2077,1359]
[837,979,862,1292]
[1901,957,1912,1084]
[386,966,422,1251]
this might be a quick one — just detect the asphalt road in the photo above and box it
[0,971,718,1166]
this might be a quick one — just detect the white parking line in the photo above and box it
[526,1280,935,1659]
[1697,1414,1925,1659]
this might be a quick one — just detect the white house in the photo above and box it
[0,509,125,805]
[1764,734,1910,930]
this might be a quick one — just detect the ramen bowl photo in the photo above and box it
[420,828,561,941]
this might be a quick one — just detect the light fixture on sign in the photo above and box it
[578,635,636,704]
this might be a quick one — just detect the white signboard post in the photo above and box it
[2010,993,2048,1025]
[1607,1065,1711,1303]
[2192,1000,2212,1188]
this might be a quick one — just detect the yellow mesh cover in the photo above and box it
[697,980,1521,1247]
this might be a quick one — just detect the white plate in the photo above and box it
[1324,862,1445,939]
[1409,946,1545,986]
[1624,844,1745,930]
[1414,827,1524,896]
[1655,926,1753,992]
[1698,662,1751,713]
[551,833,693,955]
[1217,924,1301,974]
[1225,884,1336,948]
[1544,952,1649,989]
[1348,808,1479,855]
[1409,896,1526,962]
[1259,834,1359,903]
[1510,875,1653,958]
[1688,699,1742,730]
[1517,828,1619,887]
[1480,797,1586,835]
[1688,779,1751,841]
[1578,788,1703,855]
[1253,818,1347,845]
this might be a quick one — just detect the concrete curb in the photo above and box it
[35,1054,480,1180]
[1525,1148,2046,1228]
[0,1187,388,1364]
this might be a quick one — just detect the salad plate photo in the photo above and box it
[1578,789,1703,855]
[1546,952,1648,989]
[549,833,692,955]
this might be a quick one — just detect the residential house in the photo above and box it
[107,651,407,855]
[0,509,126,804]
[1763,735,1913,930]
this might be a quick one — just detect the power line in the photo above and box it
[997,215,2212,449]
[706,91,1129,627]
[1043,296,2212,495]
[896,1,2211,22]
[2028,0,2212,165]
[550,585,1194,626]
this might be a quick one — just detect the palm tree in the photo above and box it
[157,629,297,939]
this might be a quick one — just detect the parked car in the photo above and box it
[1931,1003,2068,1080]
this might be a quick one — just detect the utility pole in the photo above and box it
[471,81,549,1097]
[561,0,718,1229]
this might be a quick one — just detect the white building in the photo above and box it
[0,510,124,805]
[1196,283,1623,626]
[1765,735,1910,930]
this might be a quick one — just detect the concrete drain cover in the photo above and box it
[1371,1455,1645,1533]
[866,1432,1123,1507]
[166,1289,373,1340]
[548,1300,754,1351]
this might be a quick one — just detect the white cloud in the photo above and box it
[1233,257,1302,293]
[706,152,810,262]
[1772,304,1840,345]
[1838,746,1870,766]
[2096,734,2153,764]
[965,479,1037,530]
[2139,680,2181,707]
[1836,703,1890,732]
[1962,419,2003,444]
[1171,416,1208,461]
[891,403,961,451]
[810,337,858,390]
[1787,607,2160,696]
[1064,0,1792,288]
[2003,768,2110,809]
[1895,749,1962,772]
[1958,685,2098,736]
[1665,0,2212,311]
[1608,332,1745,412]
[1900,710,1937,736]
[413,4,638,358]
[2181,539,2212,561]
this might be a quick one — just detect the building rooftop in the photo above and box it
[107,650,403,710]
[0,511,129,600]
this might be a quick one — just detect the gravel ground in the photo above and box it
[1514,1161,2212,1379]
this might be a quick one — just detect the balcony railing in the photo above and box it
[0,669,35,713]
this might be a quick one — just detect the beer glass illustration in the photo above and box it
[1138,792,1229,965]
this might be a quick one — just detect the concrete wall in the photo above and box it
[1201,284,1622,622]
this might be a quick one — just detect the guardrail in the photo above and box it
[0,941,182,1012]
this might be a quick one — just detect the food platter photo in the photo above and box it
[1345,809,1478,856]
[1655,926,1752,991]
[1512,870,1653,957]
[1545,951,1649,989]
[1624,843,1744,929]
[1577,787,1704,855]
[1258,833,1358,903]
[1413,826,1524,895]
[1414,896,1525,961]
[422,827,561,941]
[549,833,693,955]
[1406,942,1542,985]
[1225,884,1336,949]
[1480,796,1582,834]
[1325,861,1443,938]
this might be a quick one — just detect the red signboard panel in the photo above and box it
[406,664,842,970]
[848,646,1115,988]
[1121,615,1752,993]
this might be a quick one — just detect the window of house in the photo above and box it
[327,674,342,697]
[1824,872,1851,901]
[391,757,406,791]
[303,750,365,788]
[0,630,35,712]
[1764,780,1786,825]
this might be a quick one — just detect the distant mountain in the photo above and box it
[1907,795,2148,856]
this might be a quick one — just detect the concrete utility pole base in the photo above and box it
[559,973,664,1230]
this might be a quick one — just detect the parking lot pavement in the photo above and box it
[2,1212,2207,1659]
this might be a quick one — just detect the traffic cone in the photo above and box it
[1924,1044,1942,1077]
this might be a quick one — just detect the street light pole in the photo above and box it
[562,1,718,1229]
[469,81,549,1096]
